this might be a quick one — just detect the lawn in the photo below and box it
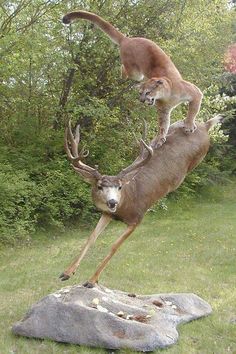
[0,182,235,353]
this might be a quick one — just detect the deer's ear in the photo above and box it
[72,165,98,185]
[119,171,138,185]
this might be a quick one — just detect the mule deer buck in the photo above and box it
[60,116,222,287]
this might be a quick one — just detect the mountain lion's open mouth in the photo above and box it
[146,98,156,106]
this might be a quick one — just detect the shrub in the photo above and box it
[33,159,95,229]
[0,157,96,245]
[0,163,37,244]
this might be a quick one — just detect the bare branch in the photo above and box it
[0,0,31,37]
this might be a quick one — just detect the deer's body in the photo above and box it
[92,122,209,225]
[60,116,222,286]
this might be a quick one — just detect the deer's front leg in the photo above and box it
[183,83,203,133]
[83,224,137,288]
[59,213,112,281]
[153,107,171,148]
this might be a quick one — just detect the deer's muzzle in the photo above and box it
[107,199,118,212]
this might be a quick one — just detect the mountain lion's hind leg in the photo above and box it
[121,64,128,79]
[121,64,144,81]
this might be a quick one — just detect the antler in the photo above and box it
[65,120,102,179]
[139,119,149,158]
[118,121,153,179]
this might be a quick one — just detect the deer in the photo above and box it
[60,115,222,287]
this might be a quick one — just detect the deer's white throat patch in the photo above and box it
[103,186,120,201]
[96,186,121,213]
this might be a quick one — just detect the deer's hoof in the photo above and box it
[59,273,70,281]
[83,281,95,288]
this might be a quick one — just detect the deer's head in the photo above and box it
[65,121,153,214]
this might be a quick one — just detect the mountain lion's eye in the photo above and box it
[98,186,103,190]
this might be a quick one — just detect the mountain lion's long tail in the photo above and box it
[62,10,125,45]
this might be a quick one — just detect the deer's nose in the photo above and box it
[107,199,117,209]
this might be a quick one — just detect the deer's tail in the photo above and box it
[62,11,125,45]
[205,115,224,131]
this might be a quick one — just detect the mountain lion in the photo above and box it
[63,10,203,147]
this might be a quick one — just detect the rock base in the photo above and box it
[12,284,212,351]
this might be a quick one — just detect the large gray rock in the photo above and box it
[12,284,212,351]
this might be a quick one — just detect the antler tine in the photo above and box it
[142,118,147,140]
[65,121,86,161]
[140,119,149,156]
[69,123,90,161]
[64,120,102,178]
[140,138,153,155]
[67,120,79,158]
[75,123,81,144]
[64,126,74,161]
[74,124,89,160]
[132,131,139,146]
[80,147,90,158]
[132,119,149,155]
[118,128,153,179]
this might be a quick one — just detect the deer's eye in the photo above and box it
[98,185,103,190]
[118,186,122,190]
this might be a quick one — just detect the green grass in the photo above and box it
[0,182,236,354]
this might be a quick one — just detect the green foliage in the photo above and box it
[33,159,95,228]
[0,157,96,245]
[0,163,37,244]
[219,72,236,175]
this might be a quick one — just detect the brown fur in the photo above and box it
[60,116,222,285]
[101,121,209,225]
[62,10,203,146]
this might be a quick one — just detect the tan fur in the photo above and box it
[138,78,202,147]
[60,117,221,285]
[62,10,203,147]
